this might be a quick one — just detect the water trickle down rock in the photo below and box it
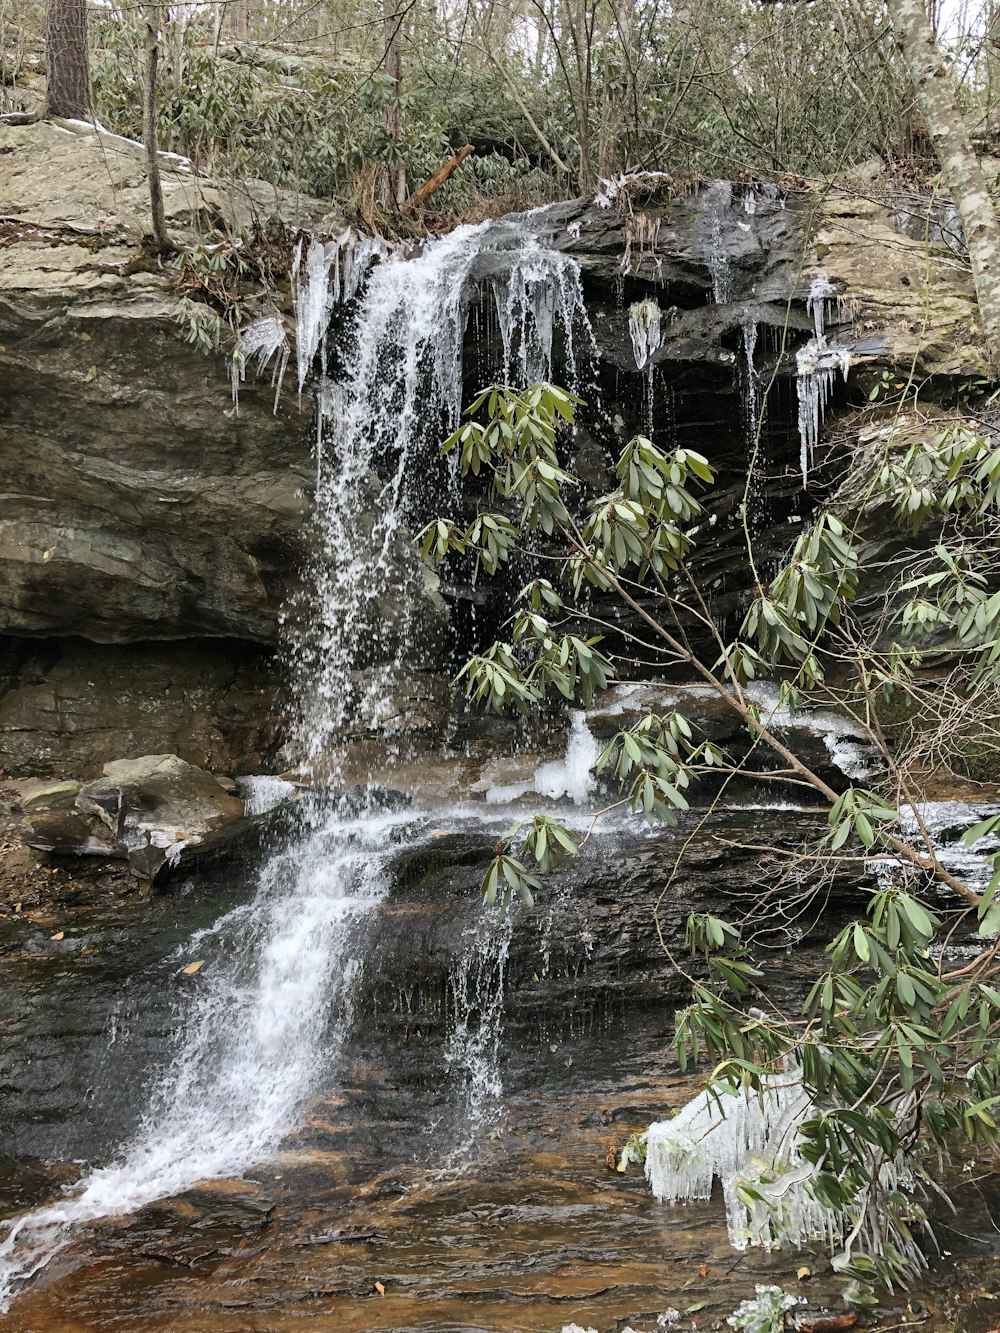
[741,318,769,540]
[796,273,851,486]
[445,904,515,1133]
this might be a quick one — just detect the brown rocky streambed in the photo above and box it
[1,802,998,1331]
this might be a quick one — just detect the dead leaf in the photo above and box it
[374,1281,385,1296]
[698,1263,710,1278]
[181,960,205,975]
[79,331,91,341]
[797,1265,812,1280]
[85,365,97,382]
[604,1144,617,1170]
[14,902,21,913]
[50,931,64,941]
[798,1315,857,1333]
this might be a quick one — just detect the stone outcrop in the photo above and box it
[21,751,290,881]
[0,122,449,774]
[0,127,986,779]
[0,637,280,777]
[0,122,319,646]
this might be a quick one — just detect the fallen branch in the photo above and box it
[403,144,474,212]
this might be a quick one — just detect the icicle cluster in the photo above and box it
[229,314,289,412]
[629,298,662,370]
[796,273,851,486]
[645,1068,922,1261]
[490,246,591,384]
[291,229,393,390]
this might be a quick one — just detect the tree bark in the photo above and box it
[886,0,1000,367]
[404,144,475,212]
[143,2,171,252]
[230,0,250,42]
[380,0,406,208]
[46,0,91,120]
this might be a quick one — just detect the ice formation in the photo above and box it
[291,229,393,390]
[645,1069,921,1256]
[629,297,662,370]
[236,774,300,816]
[229,313,289,412]
[795,273,851,485]
[487,711,599,806]
[593,170,676,209]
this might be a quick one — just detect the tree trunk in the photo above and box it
[46,0,90,120]
[230,0,250,42]
[143,2,171,252]
[886,0,1000,367]
[380,0,406,208]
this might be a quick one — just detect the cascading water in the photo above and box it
[445,904,516,1134]
[0,208,594,1308]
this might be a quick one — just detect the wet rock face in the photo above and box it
[0,637,283,777]
[356,809,871,1045]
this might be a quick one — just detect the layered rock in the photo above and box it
[0,127,986,779]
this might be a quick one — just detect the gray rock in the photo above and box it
[16,779,82,813]
[25,753,254,882]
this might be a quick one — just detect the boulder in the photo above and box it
[26,753,252,882]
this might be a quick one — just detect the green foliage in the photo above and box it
[90,15,542,211]
[739,514,858,686]
[174,295,222,351]
[424,379,1000,1292]
[726,1285,801,1333]
[478,814,579,916]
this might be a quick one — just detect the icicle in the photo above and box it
[645,1067,926,1260]
[489,246,591,385]
[293,229,395,391]
[629,297,662,370]
[805,272,836,343]
[796,273,851,485]
[293,237,337,391]
[230,314,289,414]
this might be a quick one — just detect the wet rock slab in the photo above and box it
[3,1036,994,1333]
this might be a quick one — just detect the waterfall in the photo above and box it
[292,212,595,765]
[0,208,594,1308]
[445,904,515,1134]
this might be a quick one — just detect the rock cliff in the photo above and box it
[0,127,986,778]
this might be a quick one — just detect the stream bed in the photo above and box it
[2,806,999,1331]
